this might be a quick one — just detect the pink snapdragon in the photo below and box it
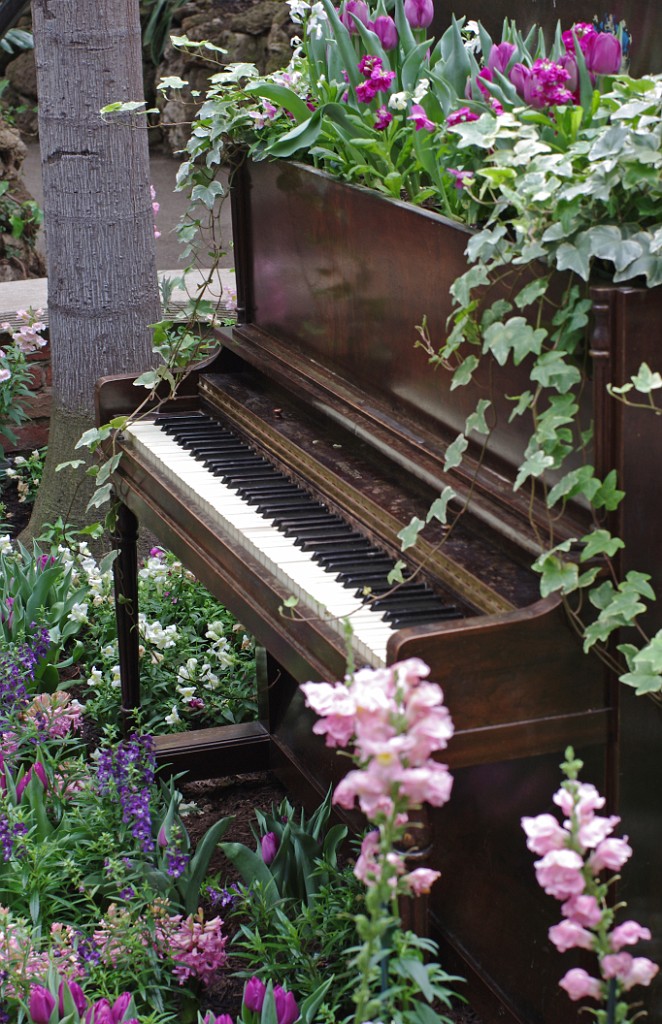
[302,658,453,892]
[524,748,658,1014]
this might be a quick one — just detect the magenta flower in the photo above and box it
[273,986,299,1024]
[446,106,479,126]
[374,105,393,130]
[509,58,574,109]
[585,32,622,75]
[448,168,474,191]
[356,80,378,103]
[28,985,55,1024]
[557,53,578,95]
[371,14,397,50]
[562,22,597,56]
[111,992,133,1021]
[85,1000,114,1024]
[465,66,493,101]
[244,976,267,1013]
[261,831,279,865]
[403,0,433,29]
[486,41,516,75]
[59,979,87,1016]
[339,0,369,32]
[407,104,435,131]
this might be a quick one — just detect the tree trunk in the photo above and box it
[25,0,160,540]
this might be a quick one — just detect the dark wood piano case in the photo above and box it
[98,157,662,1024]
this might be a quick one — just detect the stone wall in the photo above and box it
[0,116,46,281]
[0,336,51,453]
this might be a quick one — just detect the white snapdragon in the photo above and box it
[87,666,103,687]
[139,614,178,650]
[0,535,12,554]
[412,78,430,103]
[307,1,327,39]
[176,684,197,700]
[165,706,181,726]
[177,658,198,683]
[287,0,310,24]
[69,602,89,625]
[111,666,122,688]
[389,91,409,111]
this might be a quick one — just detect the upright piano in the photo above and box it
[97,156,662,1023]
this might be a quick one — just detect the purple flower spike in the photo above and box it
[403,0,434,29]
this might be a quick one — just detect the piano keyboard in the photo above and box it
[125,412,464,667]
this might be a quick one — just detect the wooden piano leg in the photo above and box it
[112,499,141,734]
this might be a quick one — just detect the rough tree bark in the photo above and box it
[25,0,160,539]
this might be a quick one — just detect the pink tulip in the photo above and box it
[585,32,622,74]
[403,0,434,29]
[261,831,279,865]
[339,0,369,33]
[372,14,397,50]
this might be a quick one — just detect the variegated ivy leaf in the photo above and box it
[426,486,456,525]
[514,278,548,311]
[534,553,579,598]
[444,433,468,471]
[451,355,479,390]
[580,529,626,562]
[482,317,546,367]
[398,516,426,551]
[529,351,581,394]
[514,449,554,490]
[464,399,491,436]
[631,361,662,393]
[546,466,601,509]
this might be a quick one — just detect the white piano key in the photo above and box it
[125,419,396,666]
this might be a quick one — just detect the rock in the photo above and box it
[2,49,39,137]
[0,116,46,281]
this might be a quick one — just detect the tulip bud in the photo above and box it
[261,831,279,865]
[33,762,48,789]
[372,14,398,50]
[28,984,55,1024]
[16,767,33,802]
[243,976,267,1013]
[111,992,133,1021]
[487,41,516,76]
[403,0,434,29]
[273,986,300,1024]
[339,0,369,33]
[59,978,87,1016]
[585,32,622,75]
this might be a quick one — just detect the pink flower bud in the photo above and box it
[28,985,55,1023]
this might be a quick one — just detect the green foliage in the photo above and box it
[3,445,47,505]
[0,540,89,688]
[220,789,348,906]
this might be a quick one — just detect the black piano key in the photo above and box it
[237,483,302,499]
[294,524,357,544]
[384,607,463,627]
[256,498,319,514]
[281,517,346,537]
[270,509,332,526]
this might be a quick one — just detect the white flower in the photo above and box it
[389,91,409,111]
[287,0,310,24]
[101,644,116,658]
[0,535,12,554]
[307,1,327,39]
[69,602,89,624]
[87,666,103,687]
[176,684,197,700]
[177,658,198,682]
[111,665,122,688]
[412,78,430,103]
[165,706,181,726]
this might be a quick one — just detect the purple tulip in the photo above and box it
[59,979,87,1016]
[509,61,529,99]
[111,992,133,1021]
[273,986,300,1024]
[261,831,279,865]
[157,824,169,848]
[585,32,622,75]
[16,767,33,802]
[558,53,579,94]
[403,0,434,29]
[339,0,369,33]
[28,985,55,1024]
[33,761,48,788]
[371,14,397,50]
[487,41,516,76]
[243,976,267,1013]
[85,999,114,1024]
